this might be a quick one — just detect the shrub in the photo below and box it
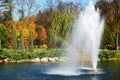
[34,49,62,58]
[0,49,62,60]
[99,50,117,60]
[114,51,120,58]
[41,44,48,49]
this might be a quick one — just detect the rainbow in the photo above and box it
[50,33,72,47]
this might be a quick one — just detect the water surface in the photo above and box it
[0,61,120,80]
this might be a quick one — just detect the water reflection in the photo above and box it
[91,76,99,80]
[0,61,120,80]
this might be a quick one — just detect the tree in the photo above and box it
[0,39,1,50]
[49,1,78,38]
[12,27,17,50]
[45,0,58,10]
[20,28,24,50]
[0,24,9,48]
[5,17,37,42]
[96,0,120,50]
[0,0,13,22]
[14,0,40,20]
[28,29,33,52]
[23,16,38,40]
[40,26,47,42]
[101,24,115,49]
[35,11,50,31]
[49,7,77,47]
[35,1,79,48]
[35,26,47,47]
[113,0,120,50]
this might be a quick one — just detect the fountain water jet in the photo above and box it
[46,1,104,75]
[63,0,104,71]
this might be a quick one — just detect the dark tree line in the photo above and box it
[96,0,120,49]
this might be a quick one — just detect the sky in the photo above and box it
[13,0,98,20]
[37,0,98,11]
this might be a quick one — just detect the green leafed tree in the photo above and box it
[0,24,9,48]
[20,28,24,50]
[96,0,120,50]
[35,1,79,48]
[28,29,33,52]
[0,0,13,22]
[101,24,115,49]
[49,6,77,47]
[12,27,17,50]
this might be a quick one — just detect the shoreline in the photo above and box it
[0,57,68,63]
[0,57,120,64]
[99,58,120,61]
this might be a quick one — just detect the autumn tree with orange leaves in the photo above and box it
[96,0,120,49]
[40,26,47,44]
[5,16,38,50]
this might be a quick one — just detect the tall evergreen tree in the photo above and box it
[12,27,17,50]
[28,29,33,52]
[20,28,24,50]
[101,24,115,49]
[0,24,9,48]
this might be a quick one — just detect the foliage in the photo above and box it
[20,28,24,50]
[1,49,120,61]
[0,0,13,22]
[12,27,17,50]
[101,24,115,49]
[5,17,38,42]
[40,44,48,49]
[48,8,77,47]
[0,49,62,60]
[96,0,120,49]
[40,26,47,41]
[15,21,29,40]
[96,0,120,27]
[0,24,10,48]
[28,29,33,52]
[99,50,117,60]
[35,49,62,58]
[23,16,38,40]
[115,51,120,58]
[1,0,120,49]
[35,1,78,48]
[0,40,1,50]
[15,17,38,40]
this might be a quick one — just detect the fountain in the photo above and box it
[46,0,104,75]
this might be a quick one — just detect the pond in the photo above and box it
[0,61,120,80]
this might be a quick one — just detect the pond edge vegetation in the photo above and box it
[0,49,120,63]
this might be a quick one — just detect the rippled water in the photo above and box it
[0,61,120,80]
